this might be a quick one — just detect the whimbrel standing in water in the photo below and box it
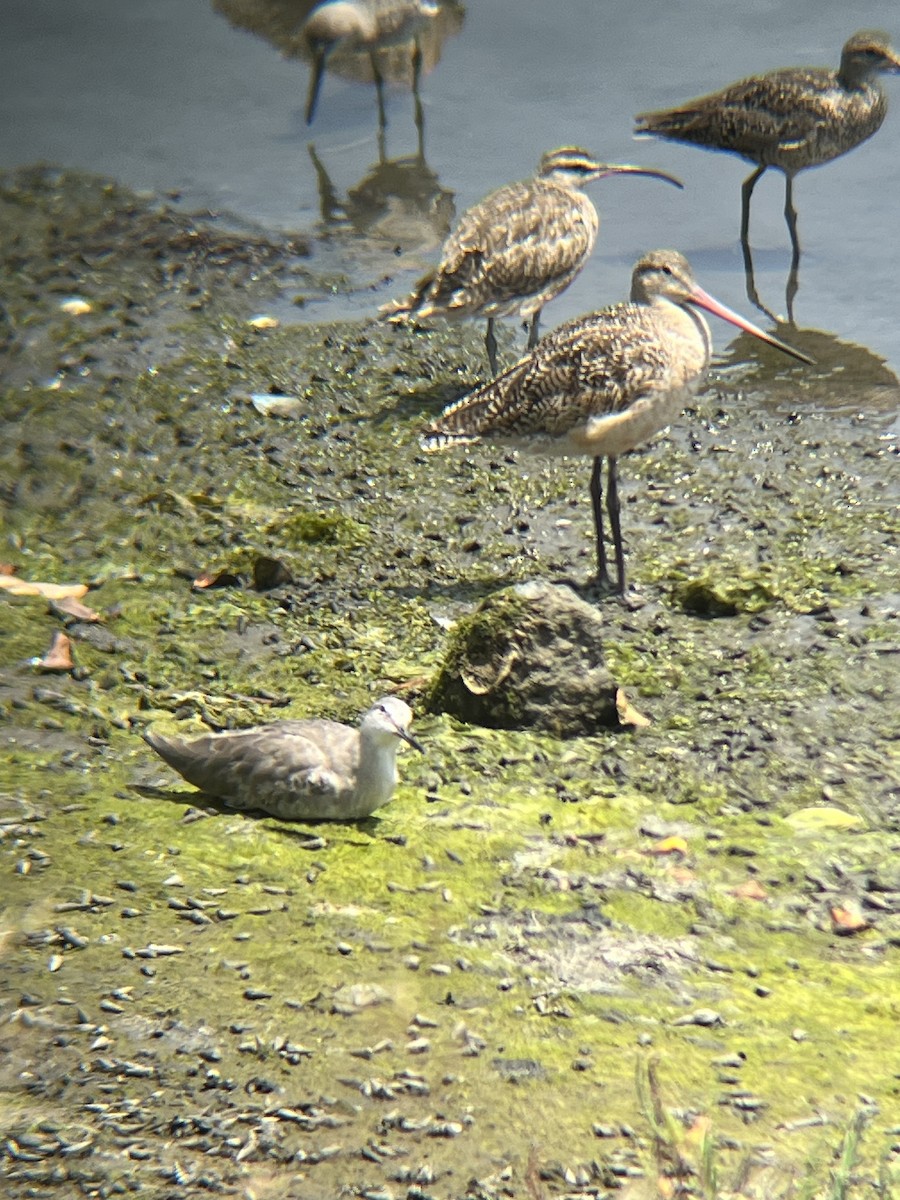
[143,697,423,821]
[381,147,682,374]
[422,250,812,595]
[303,0,439,128]
[635,32,900,314]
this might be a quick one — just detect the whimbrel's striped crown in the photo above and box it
[537,146,603,185]
[536,147,684,194]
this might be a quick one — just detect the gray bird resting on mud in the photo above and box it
[381,145,682,374]
[143,696,423,821]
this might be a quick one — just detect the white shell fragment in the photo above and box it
[250,393,303,418]
[59,297,93,315]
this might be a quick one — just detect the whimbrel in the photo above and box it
[143,697,423,821]
[303,0,439,127]
[381,146,682,375]
[422,250,812,595]
[635,32,900,267]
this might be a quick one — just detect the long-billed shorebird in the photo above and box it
[635,31,900,264]
[303,0,439,126]
[143,696,423,821]
[381,146,682,375]
[422,250,812,595]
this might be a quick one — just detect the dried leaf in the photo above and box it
[1,573,89,600]
[830,904,869,935]
[784,806,863,832]
[731,879,768,901]
[616,687,651,728]
[671,866,696,885]
[192,569,242,591]
[50,596,102,623]
[36,631,75,672]
[685,1112,713,1147]
[649,836,688,856]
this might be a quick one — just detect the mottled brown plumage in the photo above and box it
[143,697,423,822]
[423,250,812,594]
[381,147,681,373]
[635,31,900,251]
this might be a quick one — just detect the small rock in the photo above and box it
[427,581,619,736]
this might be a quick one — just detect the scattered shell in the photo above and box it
[59,297,93,315]
[247,314,279,329]
[332,983,392,1013]
[250,393,302,418]
[672,1008,724,1027]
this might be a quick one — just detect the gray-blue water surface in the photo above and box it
[3,0,899,390]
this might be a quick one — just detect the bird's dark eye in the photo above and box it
[661,265,673,275]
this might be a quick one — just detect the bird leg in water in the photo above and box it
[783,174,801,260]
[485,317,499,376]
[741,238,779,323]
[370,51,387,135]
[740,166,783,320]
[784,175,802,323]
[739,165,765,246]
[527,311,541,352]
[412,40,425,158]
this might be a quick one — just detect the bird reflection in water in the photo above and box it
[308,139,454,253]
[717,325,900,417]
[635,32,900,324]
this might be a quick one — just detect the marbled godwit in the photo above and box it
[303,0,439,126]
[381,147,682,375]
[143,696,423,821]
[422,250,812,595]
[635,32,900,263]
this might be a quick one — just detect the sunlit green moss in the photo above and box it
[1,168,899,1195]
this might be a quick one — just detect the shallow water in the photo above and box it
[2,0,900,385]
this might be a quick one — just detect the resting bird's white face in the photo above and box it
[361,697,424,751]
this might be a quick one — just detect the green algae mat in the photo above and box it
[1,169,899,1199]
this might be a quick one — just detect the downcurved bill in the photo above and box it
[598,164,684,189]
[689,285,814,364]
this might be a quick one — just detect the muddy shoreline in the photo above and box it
[1,168,899,1199]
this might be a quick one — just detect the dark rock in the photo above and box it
[427,580,619,737]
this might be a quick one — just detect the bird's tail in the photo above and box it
[421,355,530,452]
[421,427,483,452]
[634,105,708,141]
